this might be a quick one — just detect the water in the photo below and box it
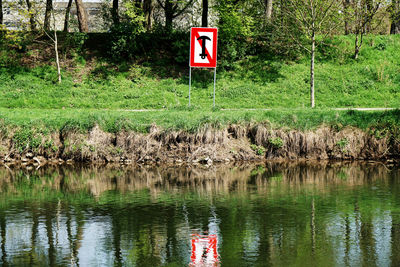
[0,162,399,266]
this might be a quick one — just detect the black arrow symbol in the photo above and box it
[197,36,211,59]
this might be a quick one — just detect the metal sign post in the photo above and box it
[213,67,216,108]
[189,67,192,107]
[189,27,218,108]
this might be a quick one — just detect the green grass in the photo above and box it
[1,35,400,110]
[0,108,399,133]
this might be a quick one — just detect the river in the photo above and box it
[0,161,399,266]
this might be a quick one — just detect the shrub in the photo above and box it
[269,137,283,149]
[250,144,265,156]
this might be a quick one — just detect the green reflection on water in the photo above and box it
[0,162,399,266]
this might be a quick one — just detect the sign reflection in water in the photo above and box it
[0,162,399,266]
[190,234,219,266]
[190,207,220,266]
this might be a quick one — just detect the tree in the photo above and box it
[63,0,73,32]
[36,4,62,83]
[285,0,340,108]
[350,0,382,59]
[390,0,400,34]
[44,0,52,31]
[343,0,351,34]
[112,0,119,25]
[25,0,37,31]
[156,0,195,30]
[44,7,62,83]
[202,0,208,27]
[75,0,89,32]
[143,0,153,30]
[0,0,3,25]
[265,0,273,22]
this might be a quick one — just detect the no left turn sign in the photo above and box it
[189,27,218,68]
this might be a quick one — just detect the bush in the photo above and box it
[250,144,266,156]
[215,0,254,68]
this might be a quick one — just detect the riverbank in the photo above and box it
[1,108,399,164]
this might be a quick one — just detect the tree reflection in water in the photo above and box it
[0,162,398,266]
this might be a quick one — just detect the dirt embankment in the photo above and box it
[0,124,399,165]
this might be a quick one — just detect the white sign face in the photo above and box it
[190,28,218,68]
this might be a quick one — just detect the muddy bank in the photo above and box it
[0,124,399,164]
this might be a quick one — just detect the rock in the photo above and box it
[175,159,183,163]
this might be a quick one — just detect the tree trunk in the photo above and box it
[391,21,400,34]
[143,0,153,30]
[202,0,208,27]
[75,0,89,32]
[343,0,350,34]
[391,1,400,34]
[112,0,119,25]
[165,0,173,30]
[63,0,73,32]
[0,0,3,25]
[365,0,373,33]
[354,32,363,59]
[310,32,315,108]
[52,8,62,83]
[265,0,273,22]
[44,0,53,31]
[54,30,61,83]
[26,0,37,31]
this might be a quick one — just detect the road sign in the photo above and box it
[189,27,218,68]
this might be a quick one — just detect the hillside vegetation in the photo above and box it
[1,33,399,110]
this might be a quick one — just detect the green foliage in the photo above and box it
[336,138,349,151]
[269,137,284,149]
[12,128,44,153]
[62,32,88,54]
[107,4,145,60]
[215,0,254,68]
[250,144,266,156]
[250,165,266,176]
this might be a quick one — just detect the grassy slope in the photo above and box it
[0,35,399,110]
